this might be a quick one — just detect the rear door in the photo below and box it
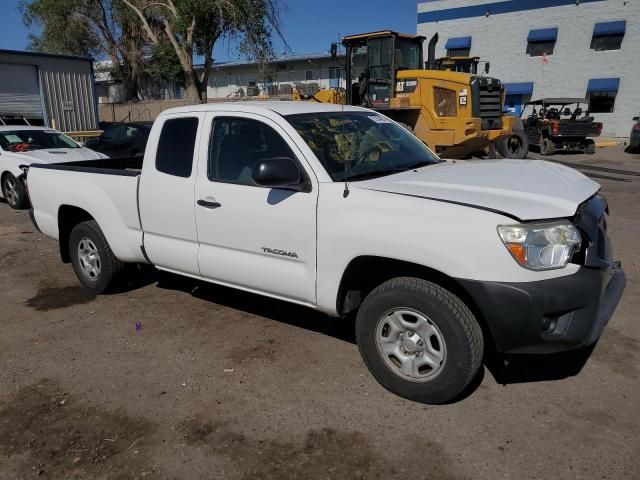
[194,112,318,304]
[138,113,203,276]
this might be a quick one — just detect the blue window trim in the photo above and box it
[445,36,472,50]
[505,82,534,95]
[418,0,606,24]
[527,28,558,42]
[587,78,620,93]
[593,21,626,36]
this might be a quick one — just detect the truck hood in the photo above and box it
[9,147,105,164]
[356,159,600,221]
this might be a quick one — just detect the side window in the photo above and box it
[434,87,457,117]
[155,117,198,178]
[209,117,295,186]
[101,125,121,141]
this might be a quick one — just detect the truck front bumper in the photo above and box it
[458,194,625,354]
[458,263,625,354]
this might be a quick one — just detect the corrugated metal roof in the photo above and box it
[0,49,92,63]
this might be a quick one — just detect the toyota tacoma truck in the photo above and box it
[0,126,105,209]
[24,102,626,404]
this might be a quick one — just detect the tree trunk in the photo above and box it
[184,69,203,104]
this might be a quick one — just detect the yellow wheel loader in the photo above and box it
[296,30,527,159]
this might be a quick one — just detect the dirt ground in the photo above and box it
[1,145,639,479]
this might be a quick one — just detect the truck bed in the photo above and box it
[27,156,146,264]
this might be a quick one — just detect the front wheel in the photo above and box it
[69,220,124,293]
[497,132,529,159]
[355,277,483,404]
[2,173,28,210]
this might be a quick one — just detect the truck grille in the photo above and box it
[471,77,503,130]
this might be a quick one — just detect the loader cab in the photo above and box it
[342,31,424,108]
[433,56,483,75]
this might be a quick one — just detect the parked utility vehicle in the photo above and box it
[522,98,603,155]
[25,102,625,404]
[0,126,105,209]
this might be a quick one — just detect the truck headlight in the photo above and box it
[498,221,582,271]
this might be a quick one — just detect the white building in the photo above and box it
[205,53,345,100]
[417,0,639,137]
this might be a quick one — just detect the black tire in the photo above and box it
[1,172,29,210]
[539,136,555,156]
[585,141,596,155]
[497,132,529,159]
[355,277,483,404]
[69,220,125,294]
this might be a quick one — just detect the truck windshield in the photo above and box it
[286,111,441,181]
[0,129,79,152]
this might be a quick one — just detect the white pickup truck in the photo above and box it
[25,102,625,404]
[0,126,104,209]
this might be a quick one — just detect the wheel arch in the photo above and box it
[336,255,497,348]
[58,205,95,263]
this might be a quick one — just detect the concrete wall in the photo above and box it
[418,0,639,137]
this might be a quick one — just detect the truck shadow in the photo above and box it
[141,270,594,398]
[484,346,594,385]
[154,270,357,344]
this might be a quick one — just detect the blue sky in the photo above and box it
[0,0,420,61]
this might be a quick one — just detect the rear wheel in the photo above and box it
[585,140,596,155]
[355,277,483,404]
[539,136,555,156]
[1,173,28,210]
[69,220,124,293]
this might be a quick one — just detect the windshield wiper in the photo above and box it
[345,161,436,182]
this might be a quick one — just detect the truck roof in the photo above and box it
[159,101,369,117]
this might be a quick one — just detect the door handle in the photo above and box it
[197,199,222,209]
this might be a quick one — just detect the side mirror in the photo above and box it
[252,157,304,191]
[484,62,490,74]
[634,116,640,121]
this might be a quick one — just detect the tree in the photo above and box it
[122,0,284,103]
[20,0,150,100]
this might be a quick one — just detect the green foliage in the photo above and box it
[19,0,100,56]
[148,42,185,86]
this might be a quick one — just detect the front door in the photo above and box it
[194,112,317,304]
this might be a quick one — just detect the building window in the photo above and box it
[587,78,619,113]
[434,88,457,117]
[447,48,470,57]
[526,28,557,56]
[445,36,471,57]
[591,21,625,51]
[305,70,313,81]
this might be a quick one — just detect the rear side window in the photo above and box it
[155,117,198,177]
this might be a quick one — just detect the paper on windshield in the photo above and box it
[367,115,392,124]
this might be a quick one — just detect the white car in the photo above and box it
[24,102,625,404]
[0,126,104,209]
